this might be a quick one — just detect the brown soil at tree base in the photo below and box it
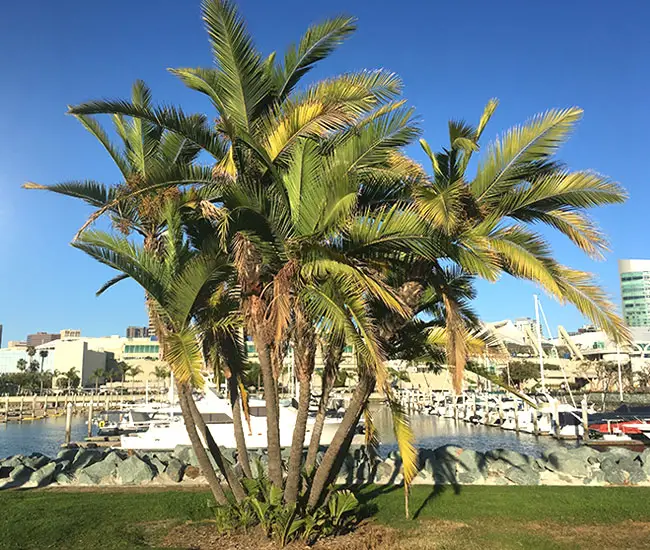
[154,518,650,550]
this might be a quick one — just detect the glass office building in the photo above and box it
[619,259,650,327]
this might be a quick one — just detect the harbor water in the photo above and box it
[0,407,574,459]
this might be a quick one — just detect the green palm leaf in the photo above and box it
[472,107,583,204]
[201,0,270,131]
[274,15,356,100]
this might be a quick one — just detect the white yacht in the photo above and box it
[120,385,345,451]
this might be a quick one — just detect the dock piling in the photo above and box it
[87,398,94,438]
[552,399,560,439]
[65,402,73,446]
[581,395,589,442]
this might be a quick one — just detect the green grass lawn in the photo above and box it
[1,486,649,550]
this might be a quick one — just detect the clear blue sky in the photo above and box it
[1,0,648,343]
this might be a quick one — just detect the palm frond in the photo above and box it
[201,0,270,130]
[475,98,499,141]
[73,115,131,177]
[162,327,205,388]
[472,107,583,204]
[275,15,356,100]
[69,101,227,160]
[96,273,129,296]
[23,180,116,208]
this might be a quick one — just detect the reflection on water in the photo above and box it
[0,415,88,458]
[1,406,577,459]
[371,405,577,457]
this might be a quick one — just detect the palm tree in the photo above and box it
[16,358,28,372]
[29,0,631,531]
[416,100,629,394]
[153,365,170,390]
[62,0,414,492]
[73,206,243,505]
[92,368,105,392]
[39,349,49,394]
[116,361,130,390]
[65,368,80,391]
[129,366,143,393]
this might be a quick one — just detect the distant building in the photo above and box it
[619,259,650,328]
[126,326,149,339]
[7,340,27,349]
[60,329,81,339]
[26,332,61,347]
[147,315,157,339]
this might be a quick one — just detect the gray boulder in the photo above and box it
[1,465,35,488]
[149,457,166,476]
[567,446,601,462]
[76,471,99,485]
[0,466,12,479]
[22,454,50,470]
[1,456,24,469]
[458,470,483,484]
[54,472,74,485]
[55,460,72,473]
[603,468,626,485]
[79,458,119,484]
[628,469,647,485]
[117,455,155,484]
[56,448,78,463]
[488,448,530,468]
[26,462,57,488]
[102,451,124,469]
[639,448,650,466]
[617,456,640,473]
[599,455,618,473]
[504,466,539,485]
[376,460,396,481]
[173,446,199,467]
[165,458,185,483]
[71,449,103,472]
[551,457,589,477]
[457,449,484,473]
[153,451,172,464]
[486,458,510,475]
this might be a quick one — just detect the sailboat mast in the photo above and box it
[534,294,546,392]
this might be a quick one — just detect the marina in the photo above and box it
[0,397,577,460]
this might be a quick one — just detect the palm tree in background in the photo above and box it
[128,366,143,393]
[16,358,28,372]
[65,368,80,391]
[116,361,130,389]
[92,368,106,392]
[26,346,37,373]
[153,365,170,390]
[38,349,49,394]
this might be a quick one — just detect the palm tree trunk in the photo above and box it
[184,387,247,503]
[227,375,252,478]
[305,380,333,473]
[284,313,316,503]
[284,377,311,503]
[252,335,283,487]
[305,342,343,472]
[176,383,228,505]
[307,373,374,509]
